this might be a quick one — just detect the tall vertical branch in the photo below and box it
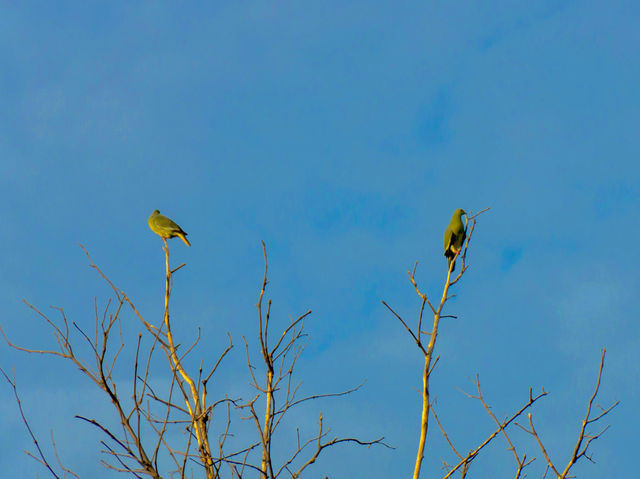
[161,239,216,478]
[411,254,457,479]
[384,208,488,479]
[241,241,388,479]
[256,241,275,477]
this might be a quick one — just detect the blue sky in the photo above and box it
[1,1,638,477]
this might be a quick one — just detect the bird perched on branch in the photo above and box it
[148,210,191,246]
[443,209,466,271]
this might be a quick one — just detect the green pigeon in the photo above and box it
[148,210,191,246]
[443,209,466,271]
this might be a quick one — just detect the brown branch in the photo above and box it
[560,349,618,476]
[243,241,389,478]
[288,414,391,479]
[430,402,463,461]
[468,375,533,478]
[159,239,216,478]
[412,254,457,479]
[283,381,366,412]
[0,303,74,360]
[75,415,139,466]
[409,265,437,316]
[381,300,426,355]
[47,430,81,479]
[524,414,561,477]
[441,387,547,479]
[271,311,312,358]
[1,368,65,479]
[519,349,618,479]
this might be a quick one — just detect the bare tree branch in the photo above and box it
[441,388,547,479]
[0,368,68,479]
[519,349,619,479]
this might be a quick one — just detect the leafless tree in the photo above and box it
[234,242,389,478]
[1,240,387,478]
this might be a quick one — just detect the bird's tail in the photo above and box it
[448,256,456,272]
[177,232,191,247]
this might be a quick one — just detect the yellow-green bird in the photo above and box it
[443,209,466,271]
[148,210,191,246]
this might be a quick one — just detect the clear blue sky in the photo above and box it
[1,1,638,477]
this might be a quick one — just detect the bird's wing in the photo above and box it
[459,229,467,247]
[444,228,454,254]
[154,215,181,232]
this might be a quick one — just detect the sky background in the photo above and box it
[1,1,639,477]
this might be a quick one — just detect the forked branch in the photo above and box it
[240,241,389,478]
[518,349,618,479]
